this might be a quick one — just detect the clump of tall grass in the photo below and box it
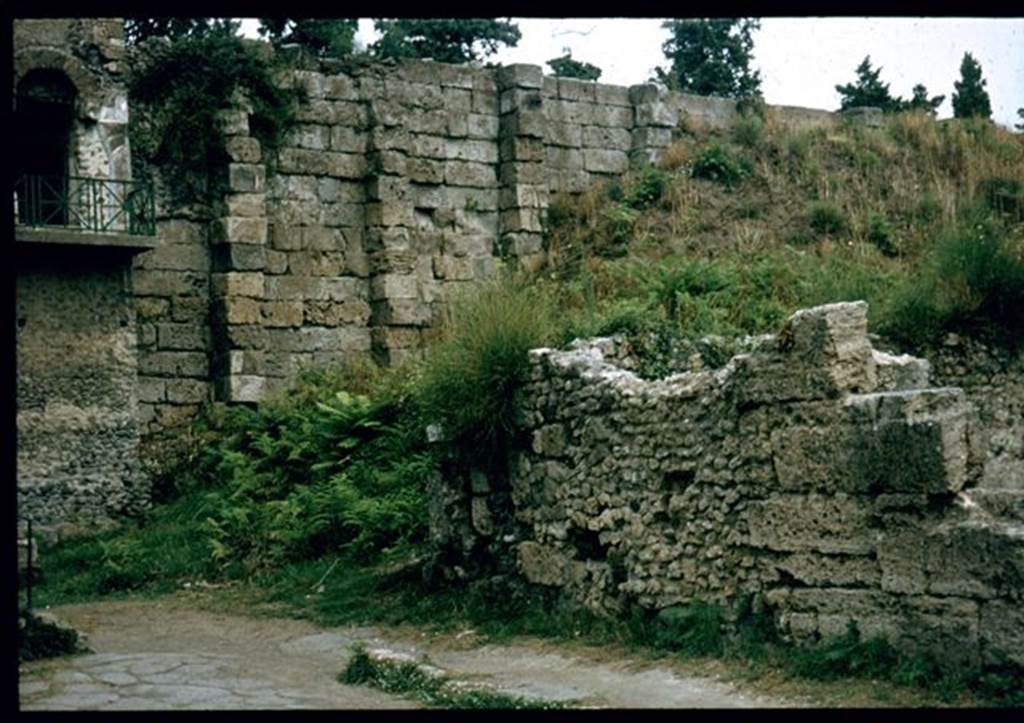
[416,273,558,456]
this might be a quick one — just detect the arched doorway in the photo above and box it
[14,68,77,226]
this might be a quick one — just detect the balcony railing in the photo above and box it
[14,174,156,237]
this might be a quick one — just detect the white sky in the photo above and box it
[239,18,1024,129]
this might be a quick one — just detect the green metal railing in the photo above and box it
[15,174,156,236]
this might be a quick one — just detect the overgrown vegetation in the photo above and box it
[129,34,304,206]
[543,110,1024,357]
[339,643,566,709]
[19,612,84,662]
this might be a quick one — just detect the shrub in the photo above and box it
[978,177,1024,222]
[732,112,764,147]
[690,143,747,188]
[808,202,849,237]
[19,612,83,662]
[866,211,897,256]
[129,34,303,206]
[881,208,1024,347]
[625,165,669,210]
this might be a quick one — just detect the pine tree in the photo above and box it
[258,19,358,59]
[371,19,521,65]
[952,52,993,119]
[904,83,945,116]
[124,18,240,45]
[547,49,602,81]
[653,19,761,98]
[835,56,903,112]
[1016,108,1024,132]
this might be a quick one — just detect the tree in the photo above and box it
[1016,108,1024,132]
[653,19,761,98]
[124,18,240,46]
[904,83,945,116]
[547,48,602,81]
[371,19,521,65]
[257,19,358,58]
[952,52,993,119]
[835,56,903,112]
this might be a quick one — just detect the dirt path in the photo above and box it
[19,595,794,710]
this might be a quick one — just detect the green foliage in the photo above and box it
[417,275,556,459]
[978,177,1024,222]
[258,18,358,58]
[124,18,240,45]
[835,56,903,112]
[654,19,761,98]
[371,19,521,64]
[340,642,565,709]
[1016,108,1024,132]
[881,208,1024,347]
[866,211,898,256]
[732,112,764,147]
[652,602,724,656]
[547,49,602,81]
[625,165,669,210]
[18,612,82,662]
[952,52,993,119]
[904,83,945,116]
[690,143,748,187]
[129,34,303,206]
[808,203,849,237]
[787,622,899,680]
[193,386,434,570]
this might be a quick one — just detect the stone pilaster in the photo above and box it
[210,101,268,403]
[364,91,427,366]
[628,84,677,167]
[496,64,548,272]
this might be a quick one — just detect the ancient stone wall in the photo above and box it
[16,247,146,529]
[444,302,1022,670]
[131,53,841,436]
[928,336,1024,515]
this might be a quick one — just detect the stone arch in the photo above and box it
[14,47,103,119]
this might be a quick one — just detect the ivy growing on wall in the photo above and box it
[129,34,304,207]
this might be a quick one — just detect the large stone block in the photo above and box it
[746,493,875,555]
[139,351,209,379]
[444,161,497,188]
[212,243,266,272]
[518,541,571,586]
[582,125,632,150]
[497,64,543,90]
[213,217,267,245]
[370,273,419,301]
[730,302,876,405]
[583,148,629,174]
[228,163,265,193]
[844,388,971,494]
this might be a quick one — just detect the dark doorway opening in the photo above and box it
[15,69,77,226]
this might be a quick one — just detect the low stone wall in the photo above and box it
[438,302,1022,670]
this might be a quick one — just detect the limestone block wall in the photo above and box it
[467,302,1023,670]
[928,337,1024,511]
[125,53,842,451]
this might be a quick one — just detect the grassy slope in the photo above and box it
[544,110,1024,354]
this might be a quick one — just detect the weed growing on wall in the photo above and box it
[129,34,303,206]
[416,273,557,462]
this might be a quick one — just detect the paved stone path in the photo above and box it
[19,596,793,710]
